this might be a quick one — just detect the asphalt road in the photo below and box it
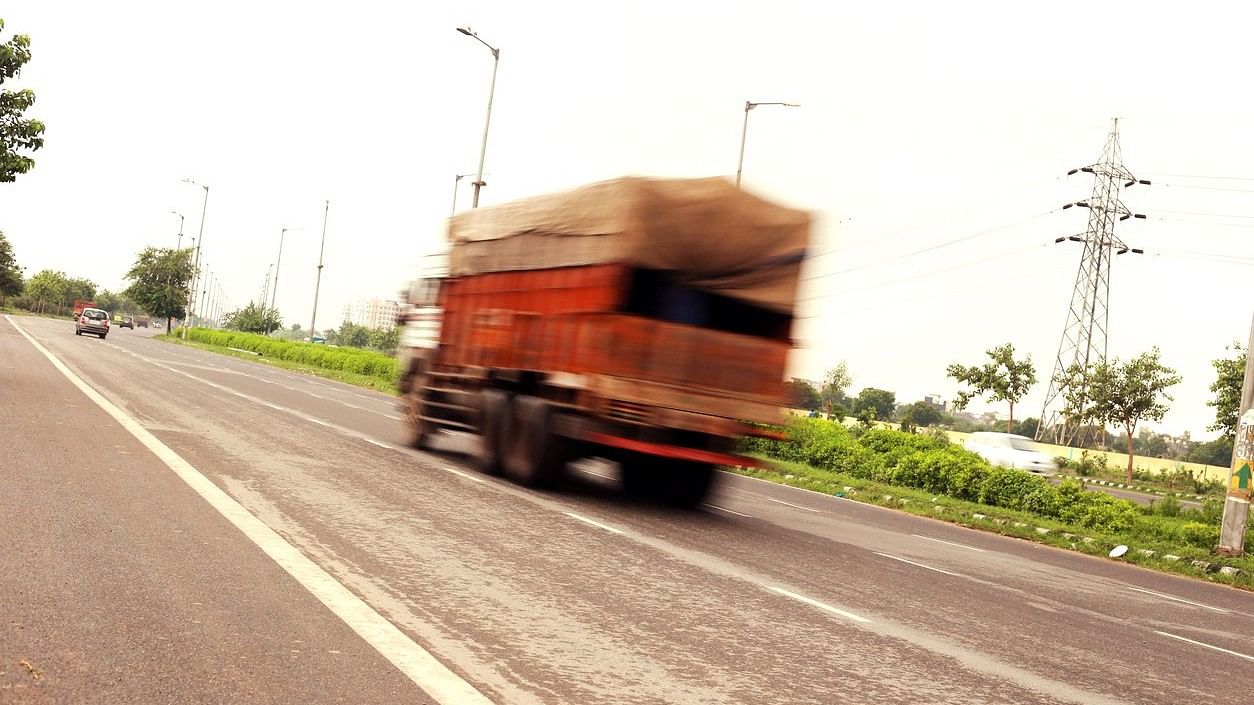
[3,314,1252,705]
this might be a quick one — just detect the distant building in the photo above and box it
[341,298,400,330]
[923,394,947,411]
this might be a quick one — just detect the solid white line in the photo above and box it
[764,497,821,513]
[307,418,331,427]
[874,552,961,577]
[1155,631,1254,662]
[444,467,486,484]
[6,316,493,705]
[911,534,988,553]
[364,439,392,449]
[1128,586,1229,614]
[766,586,871,624]
[563,512,625,535]
[703,503,754,518]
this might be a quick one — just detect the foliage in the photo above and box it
[123,247,193,333]
[899,401,946,428]
[1207,342,1246,440]
[180,328,397,383]
[785,378,821,411]
[1066,348,1181,481]
[852,387,896,421]
[367,325,400,353]
[1187,436,1234,468]
[0,229,21,302]
[818,362,851,417]
[1012,417,1040,439]
[0,19,44,182]
[22,269,97,313]
[946,342,1037,432]
[337,321,371,348]
[222,301,282,334]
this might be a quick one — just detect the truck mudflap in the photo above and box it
[580,431,771,469]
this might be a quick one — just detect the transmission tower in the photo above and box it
[1036,118,1149,446]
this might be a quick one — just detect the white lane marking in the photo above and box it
[444,467,486,484]
[563,512,625,535]
[7,316,493,705]
[766,586,871,624]
[911,534,987,553]
[364,439,392,449]
[1155,631,1254,662]
[764,497,821,513]
[703,503,754,518]
[874,552,961,577]
[308,418,331,427]
[1127,586,1229,614]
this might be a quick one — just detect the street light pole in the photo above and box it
[171,211,185,249]
[180,179,210,338]
[268,226,300,335]
[457,27,499,209]
[309,200,330,339]
[735,100,800,188]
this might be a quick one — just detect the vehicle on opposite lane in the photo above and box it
[75,308,110,339]
[120,315,135,329]
[965,432,1058,475]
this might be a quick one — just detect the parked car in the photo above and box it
[964,432,1058,474]
[76,308,110,338]
[120,315,135,329]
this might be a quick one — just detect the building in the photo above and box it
[341,298,400,330]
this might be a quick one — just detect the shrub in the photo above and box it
[182,328,397,384]
[1153,494,1182,518]
[1177,522,1220,549]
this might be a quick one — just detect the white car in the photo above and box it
[964,432,1058,474]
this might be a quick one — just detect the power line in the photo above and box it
[1157,182,1254,194]
[1155,209,1254,220]
[1144,172,1254,183]
[1155,216,1254,230]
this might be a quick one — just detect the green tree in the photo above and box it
[1012,417,1040,439]
[1067,348,1182,482]
[0,19,45,182]
[123,247,193,333]
[1188,436,1235,468]
[1207,342,1246,440]
[946,342,1037,433]
[899,401,945,428]
[853,387,896,421]
[0,229,22,304]
[367,326,400,353]
[818,362,852,417]
[337,321,370,348]
[222,301,281,334]
[785,378,821,411]
[24,269,68,312]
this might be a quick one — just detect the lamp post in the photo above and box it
[309,200,330,340]
[171,211,185,249]
[451,173,479,218]
[735,101,799,188]
[457,26,499,208]
[268,226,301,335]
[180,179,210,337]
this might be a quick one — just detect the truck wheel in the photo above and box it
[501,395,568,487]
[403,386,431,449]
[656,461,718,507]
[476,389,509,475]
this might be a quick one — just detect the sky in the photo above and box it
[1,1,1251,439]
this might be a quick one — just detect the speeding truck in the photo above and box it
[396,177,810,505]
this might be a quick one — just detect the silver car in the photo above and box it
[964,432,1058,474]
[76,308,110,338]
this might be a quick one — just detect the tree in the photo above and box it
[818,362,852,417]
[24,269,70,312]
[1012,417,1040,439]
[1067,348,1181,482]
[946,342,1037,433]
[853,387,896,421]
[337,321,370,348]
[785,378,821,411]
[0,229,22,304]
[0,19,45,182]
[1188,436,1235,468]
[1207,342,1246,440]
[124,247,193,333]
[222,301,281,334]
[899,401,945,428]
[367,326,400,353]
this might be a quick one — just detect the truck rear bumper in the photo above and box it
[580,431,769,469]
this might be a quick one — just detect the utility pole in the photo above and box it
[1036,119,1149,447]
[268,227,299,335]
[171,211,185,249]
[260,264,272,307]
[180,180,210,339]
[456,27,499,208]
[1218,313,1254,554]
[309,200,330,339]
[735,100,800,188]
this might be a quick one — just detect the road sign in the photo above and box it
[1231,460,1253,499]
[1230,413,1254,501]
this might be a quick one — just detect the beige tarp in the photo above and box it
[446,177,812,314]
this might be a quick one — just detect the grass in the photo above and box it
[157,333,400,396]
[736,457,1254,590]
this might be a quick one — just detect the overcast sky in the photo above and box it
[2,1,1251,438]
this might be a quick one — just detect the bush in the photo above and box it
[182,328,397,384]
[1153,494,1182,518]
[1177,522,1220,549]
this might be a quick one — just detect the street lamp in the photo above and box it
[268,226,302,335]
[309,200,330,340]
[457,26,499,208]
[171,211,185,249]
[735,101,800,188]
[180,178,210,338]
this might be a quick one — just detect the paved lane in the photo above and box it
[4,315,1252,704]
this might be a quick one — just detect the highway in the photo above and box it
[2,314,1251,705]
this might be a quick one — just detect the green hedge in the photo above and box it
[183,328,398,383]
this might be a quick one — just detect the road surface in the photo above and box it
[2,314,1251,705]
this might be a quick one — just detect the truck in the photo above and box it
[135,315,151,329]
[396,177,810,505]
[72,299,96,319]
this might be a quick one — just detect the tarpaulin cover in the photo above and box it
[447,177,812,314]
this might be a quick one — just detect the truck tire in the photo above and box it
[476,389,509,475]
[501,395,569,487]
[621,457,717,508]
[403,386,431,449]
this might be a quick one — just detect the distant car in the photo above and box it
[964,432,1058,474]
[120,315,135,329]
[76,308,110,339]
